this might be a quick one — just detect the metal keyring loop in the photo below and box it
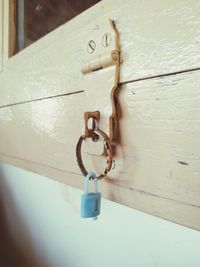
[76,129,113,180]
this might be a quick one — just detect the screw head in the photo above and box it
[87,40,96,53]
[102,33,111,47]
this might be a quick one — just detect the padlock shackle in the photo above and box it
[84,172,98,194]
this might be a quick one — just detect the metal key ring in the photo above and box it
[76,128,113,179]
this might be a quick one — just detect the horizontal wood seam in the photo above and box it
[0,90,84,109]
[120,66,200,85]
[0,152,80,175]
[1,152,200,210]
[121,187,200,209]
[1,67,200,109]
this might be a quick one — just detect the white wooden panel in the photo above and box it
[1,70,200,229]
[0,0,200,106]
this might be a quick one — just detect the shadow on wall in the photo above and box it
[0,166,53,267]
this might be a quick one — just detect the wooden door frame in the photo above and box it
[1,0,17,72]
[0,0,3,71]
[1,0,10,71]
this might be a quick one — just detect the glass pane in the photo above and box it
[10,0,101,56]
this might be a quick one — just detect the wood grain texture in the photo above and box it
[1,70,200,229]
[1,0,200,107]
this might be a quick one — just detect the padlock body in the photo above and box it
[81,192,101,218]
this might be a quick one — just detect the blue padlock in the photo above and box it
[81,172,101,219]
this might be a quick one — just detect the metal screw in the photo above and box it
[87,40,96,53]
[102,33,111,47]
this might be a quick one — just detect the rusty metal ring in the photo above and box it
[76,129,113,179]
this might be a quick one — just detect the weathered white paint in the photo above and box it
[0,0,200,107]
[0,162,200,267]
[1,0,200,230]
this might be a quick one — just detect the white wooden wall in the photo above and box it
[0,0,200,230]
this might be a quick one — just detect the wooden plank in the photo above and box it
[1,156,200,231]
[0,0,10,70]
[0,0,200,106]
[1,70,200,229]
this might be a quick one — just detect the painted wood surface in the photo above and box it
[1,0,200,107]
[1,0,200,229]
[1,70,200,230]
